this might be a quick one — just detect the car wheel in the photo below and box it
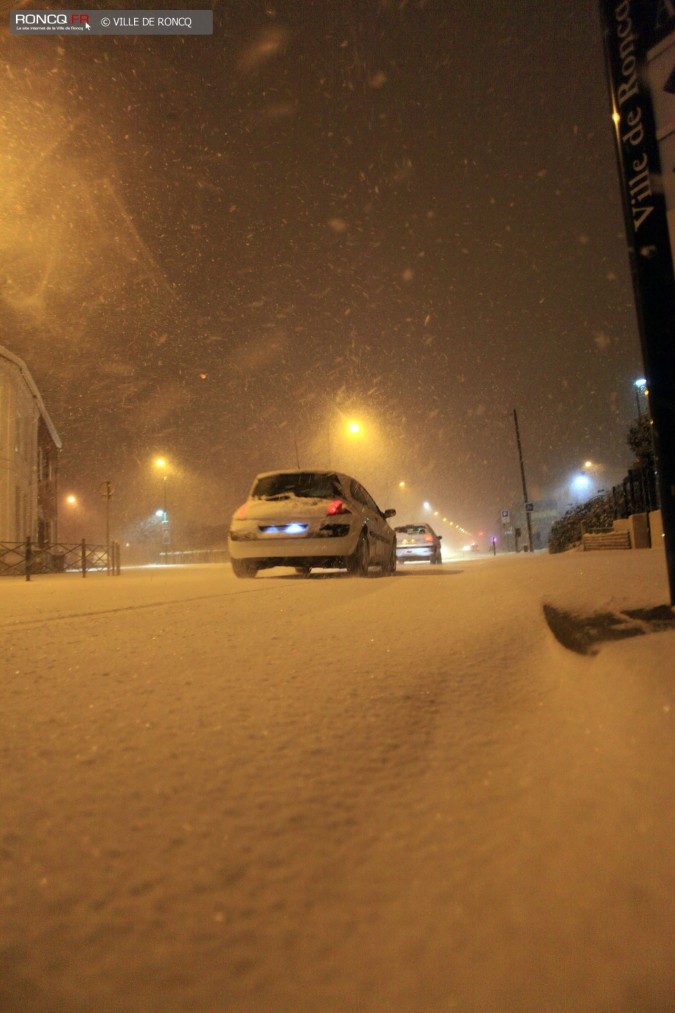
[295,566,311,577]
[432,549,442,565]
[382,541,397,575]
[347,531,370,577]
[231,558,258,578]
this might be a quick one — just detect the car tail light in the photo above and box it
[424,534,433,542]
[327,499,350,515]
[235,502,249,520]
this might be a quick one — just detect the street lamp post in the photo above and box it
[634,377,647,420]
[154,458,170,562]
[100,480,113,574]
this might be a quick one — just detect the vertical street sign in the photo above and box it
[599,0,675,604]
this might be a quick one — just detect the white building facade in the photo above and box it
[0,346,61,544]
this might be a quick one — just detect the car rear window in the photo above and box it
[395,525,428,535]
[252,472,342,500]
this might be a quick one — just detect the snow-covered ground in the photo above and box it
[2,549,673,1011]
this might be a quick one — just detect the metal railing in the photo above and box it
[609,466,659,518]
[0,538,122,579]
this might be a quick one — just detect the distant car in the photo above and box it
[395,523,442,564]
[228,470,397,578]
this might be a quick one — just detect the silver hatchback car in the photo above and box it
[228,470,397,578]
[395,523,443,564]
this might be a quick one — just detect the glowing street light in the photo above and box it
[634,377,648,419]
[153,456,170,560]
[571,472,593,500]
[325,410,367,467]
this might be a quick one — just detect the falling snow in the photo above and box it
[0,2,644,545]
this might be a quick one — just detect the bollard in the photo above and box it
[25,535,32,582]
[81,538,87,577]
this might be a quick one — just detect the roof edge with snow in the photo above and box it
[0,344,62,449]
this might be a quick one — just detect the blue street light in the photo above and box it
[571,472,592,499]
[634,377,648,419]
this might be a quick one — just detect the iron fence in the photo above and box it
[0,538,122,579]
[609,466,659,518]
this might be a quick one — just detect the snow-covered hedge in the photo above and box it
[548,495,616,554]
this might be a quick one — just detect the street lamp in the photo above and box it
[153,457,170,561]
[634,377,647,419]
[571,472,593,500]
[326,411,366,468]
[154,457,169,518]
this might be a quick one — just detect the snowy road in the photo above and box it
[2,552,674,1011]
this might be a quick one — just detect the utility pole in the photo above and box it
[513,409,533,553]
[101,480,113,574]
